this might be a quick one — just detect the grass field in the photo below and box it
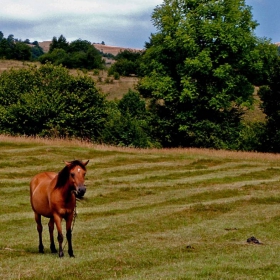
[1,135,280,279]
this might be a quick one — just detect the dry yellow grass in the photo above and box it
[0,60,138,99]
[1,134,280,162]
[0,59,40,74]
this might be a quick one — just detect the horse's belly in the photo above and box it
[31,189,52,217]
[30,173,56,218]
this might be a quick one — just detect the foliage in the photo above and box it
[40,35,104,70]
[0,63,108,140]
[0,65,158,147]
[236,122,266,151]
[0,32,33,60]
[102,90,156,148]
[49,34,69,52]
[30,45,44,60]
[258,53,280,152]
[108,49,142,76]
[137,0,267,149]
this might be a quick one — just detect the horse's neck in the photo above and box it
[55,180,74,200]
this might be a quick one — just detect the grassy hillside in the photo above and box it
[1,135,280,279]
[0,60,138,100]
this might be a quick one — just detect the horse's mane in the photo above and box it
[55,160,86,188]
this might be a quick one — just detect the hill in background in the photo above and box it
[38,41,141,56]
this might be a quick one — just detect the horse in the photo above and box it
[30,160,89,257]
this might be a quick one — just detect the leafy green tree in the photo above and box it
[109,49,142,76]
[138,0,262,149]
[102,90,154,148]
[0,38,11,58]
[0,32,33,60]
[85,45,104,69]
[13,41,31,60]
[49,35,69,52]
[257,49,280,152]
[31,45,44,60]
[68,39,91,53]
[39,48,69,65]
[41,37,104,69]
[118,89,147,119]
[115,49,141,61]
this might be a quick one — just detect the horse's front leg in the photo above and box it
[54,214,64,257]
[66,213,75,257]
[34,213,44,253]
[48,217,57,253]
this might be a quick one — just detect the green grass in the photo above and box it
[1,136,280,279]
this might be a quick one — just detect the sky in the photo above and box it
[0,0,279,49]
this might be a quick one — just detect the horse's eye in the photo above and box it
[71,173,75,178]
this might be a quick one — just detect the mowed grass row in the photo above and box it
[1,136,280,279]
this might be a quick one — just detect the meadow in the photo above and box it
[1,135,280,279]
[0,59,138,100]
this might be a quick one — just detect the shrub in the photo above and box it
[0,63,108,140]
[101,90,157,148]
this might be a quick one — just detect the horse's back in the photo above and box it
[30,172,57,217]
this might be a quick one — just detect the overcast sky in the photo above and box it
[1,0,279,49]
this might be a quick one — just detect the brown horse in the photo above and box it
[30,160,89,257]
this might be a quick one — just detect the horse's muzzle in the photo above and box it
[75,186,86,198]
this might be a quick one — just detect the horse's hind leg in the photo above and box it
[35,213,44,253]
[48,217,57,253]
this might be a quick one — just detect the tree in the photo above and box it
[102,90,154,148]
[68,39,91,53]
[108,49,142,76]
[31,45,44,60]
[257,43,280,152]
[40,36,104,69]
[138,0,262,149]
[13,42,31,60]
[49,35,68,52]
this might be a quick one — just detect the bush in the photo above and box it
[101,90,157,148]
[0,63,108,140]
[113,72,120,80]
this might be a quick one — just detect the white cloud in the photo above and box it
[1,0,162,48]
[2,0,161,20]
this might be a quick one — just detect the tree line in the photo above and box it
[1,0,280,152]
[0,32,44,60]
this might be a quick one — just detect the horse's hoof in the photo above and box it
[68,249,75,257]
[59,252,64,258]
[50,245,57,253]
[39,245,44,253]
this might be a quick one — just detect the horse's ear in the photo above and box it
[65,161,71,167]
[83,160,89,166]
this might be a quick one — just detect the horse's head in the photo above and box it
[65,160,89,198]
